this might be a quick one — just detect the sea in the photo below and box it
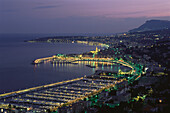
[0,34,129,94]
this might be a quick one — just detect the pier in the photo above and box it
[0,76,128,113]
[33,55,137,75]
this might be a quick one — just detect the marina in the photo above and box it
[0,72,133,113]
[0,56,143,113]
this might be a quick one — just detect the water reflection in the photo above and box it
[38,61,132,74]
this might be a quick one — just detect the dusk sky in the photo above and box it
[0,0,170,34]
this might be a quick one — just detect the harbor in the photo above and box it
[0,56,143,113]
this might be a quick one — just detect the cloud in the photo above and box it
[0,9,18,13]
[33,5,59,10]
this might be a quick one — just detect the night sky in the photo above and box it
[0,0,170,34]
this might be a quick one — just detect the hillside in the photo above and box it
[129,20,170,32]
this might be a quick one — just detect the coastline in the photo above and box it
[26,36,110,48]
[0,48,143,112]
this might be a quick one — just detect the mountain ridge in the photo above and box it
[129,20,170,32]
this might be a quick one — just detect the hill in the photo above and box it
[129,20,170,32]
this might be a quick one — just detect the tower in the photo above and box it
[96,47,98,52]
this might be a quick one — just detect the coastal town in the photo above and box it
[1,0,170,112]
[31,27,169,112]
[0,20,169,113]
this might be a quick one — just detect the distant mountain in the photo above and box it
[129,20,170,32]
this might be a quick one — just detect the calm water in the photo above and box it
[0,34,129,94]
